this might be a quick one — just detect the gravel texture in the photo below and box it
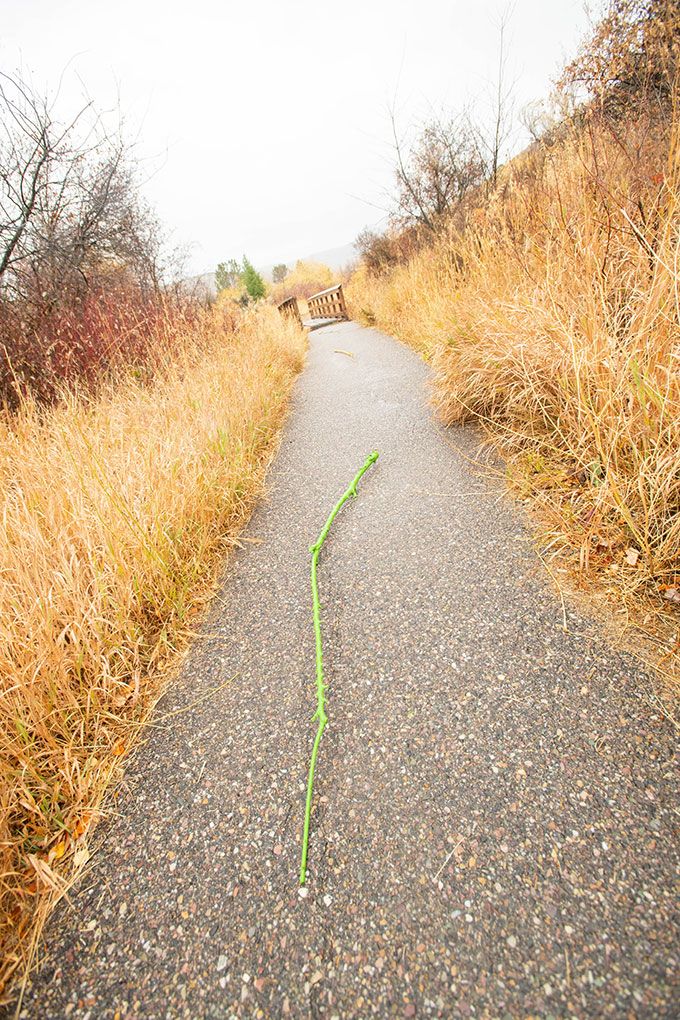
[14,322,680,1019]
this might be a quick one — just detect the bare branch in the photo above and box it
[0,69,167,303]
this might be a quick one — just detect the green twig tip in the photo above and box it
[299,450,379,886]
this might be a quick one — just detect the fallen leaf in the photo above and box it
[663,587,680,604]
[73,816,90,838]
[73,846,90,869]
[48,840,66,863]
[112,737,126,756]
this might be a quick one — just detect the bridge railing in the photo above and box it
[307,284,348,321]
[277,296,302,327]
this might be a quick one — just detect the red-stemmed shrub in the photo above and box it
[0,288,209,409]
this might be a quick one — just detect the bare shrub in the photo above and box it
[355,225,424,277]
[0,70,181,405]
[391,114,486,234]
[0,71,164,305]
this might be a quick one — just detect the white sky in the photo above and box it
[3,0,600,275]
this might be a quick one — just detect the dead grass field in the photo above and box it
[0,303,306,997]
[347,119,680,700]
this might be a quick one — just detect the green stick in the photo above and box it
[299,450,379,886]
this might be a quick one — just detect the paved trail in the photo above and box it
[18,323,679,1019]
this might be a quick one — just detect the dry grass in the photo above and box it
[347,116,680,697]
[0,303,305,997]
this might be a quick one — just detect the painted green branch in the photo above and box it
[299,450,379,886]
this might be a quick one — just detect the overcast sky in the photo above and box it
[3,0,601,275]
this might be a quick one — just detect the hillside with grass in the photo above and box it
[347,0,680,693]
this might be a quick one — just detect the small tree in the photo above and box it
[0,71,164,304]
[391,113,486,233]
[215,258,241,292]
[468,11,517,190]
[272,263,289,284]
[241,256,266,301]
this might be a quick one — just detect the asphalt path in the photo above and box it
[16,322,679,1019]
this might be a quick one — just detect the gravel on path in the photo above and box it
[15,322,679,1020]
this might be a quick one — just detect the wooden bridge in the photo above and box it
[276,296,302,326]
[306,284,348,321]
[277,284,348,329]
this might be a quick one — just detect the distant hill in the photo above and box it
[179,272,218,300]
[182,241,359,299]
[293,241,359,273]
[260,241,359,280]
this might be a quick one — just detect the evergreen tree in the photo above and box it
[241,256,266,301]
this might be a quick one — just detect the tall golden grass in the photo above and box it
[347,116,679,686]
[0,303,305,995]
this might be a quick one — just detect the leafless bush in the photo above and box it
[355,225,425,277]
[391,113,486,234]
[0,70,166,308]
[0,70,190,404]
